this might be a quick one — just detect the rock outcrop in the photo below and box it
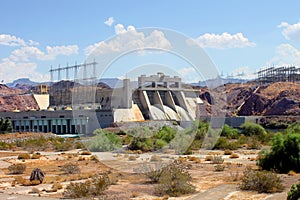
[199,82,300,116]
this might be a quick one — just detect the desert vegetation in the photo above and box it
[0,122,299,199]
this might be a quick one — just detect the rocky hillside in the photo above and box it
[0,84,39,111]
[199,82,300,116]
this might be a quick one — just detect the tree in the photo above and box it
[0,118,13,134]
[258,129,300,173]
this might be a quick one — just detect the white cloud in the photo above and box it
[277,21,300,41]
[114,23,127,34]
[85,25,171,55]
[191,32,255,49]
[104,17,115,27]
[114,23,136,35]
[0,44,79,83]
[178,67,200,83]
[8,45,78,62]
[0,59,50,83]
[0,34,38,46]
[268,43,300,66]
[231,66,256,80]
[46,45,79,58]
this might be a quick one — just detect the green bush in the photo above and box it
[155,126,177,143]
[194,121,209,140]
[128,125,177,152]
[221,124,239,139]
[240,122,267,137]
[213,137,240,150]
[155,160,196,197]
[8,163,26,174]
[240,168,284,193]
[258,132,300,173]
[89,130,122,152]
[287,181,300,200]
[286,123,300,134]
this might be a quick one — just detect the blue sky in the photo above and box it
[0,0,300,83]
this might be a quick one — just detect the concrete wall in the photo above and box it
[33,94,49,110]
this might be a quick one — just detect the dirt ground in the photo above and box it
[0,148,299,200]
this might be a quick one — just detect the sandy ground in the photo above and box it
[0,149,298,200]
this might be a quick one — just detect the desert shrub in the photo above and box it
[287,181,300,200]
[128,155,136,161]
[258,132,300,173]
[247,137,262,149]
[63,174,110,198]
[8,163,26,174]
[240,122,267,137]
[154,139,167,149]
[213,137,240,150]
[63,181,90,198]
[221,124,239,139]
[194,121,209,140]
[229,153,239,159]
[146,167,163,183]
[90,155,99,162]
[150,155,162,162]
[0,141,11,150]
[186,139,202,151]
[29,187,40,194]
[52,182,63,191]
[286,123,300,134]
[205,155,213,161]
[53,138,74,151]
[155,126,177,143]
[107,173,119,185]
[224,149,233,155]
[89,130,122,152]
[89,174,110,196]
[128,137,154,152]
[17,153,31,159]
[214,164,225,172]
[155,160,196,197]
[75,141,84,149]
[240,168,284,193]
[61,162,81,174]
[288,170,297,176]
[80,151,92,155]
[31,152,41,159]
[211,155,224,164]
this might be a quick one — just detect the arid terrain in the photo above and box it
[0,132,299,200]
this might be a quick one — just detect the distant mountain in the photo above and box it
[6,78,51,89]
[99,78,122,88]
[192,77,251,88]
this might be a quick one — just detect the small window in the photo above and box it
[41,116,46,118]
[59,115,65,118]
